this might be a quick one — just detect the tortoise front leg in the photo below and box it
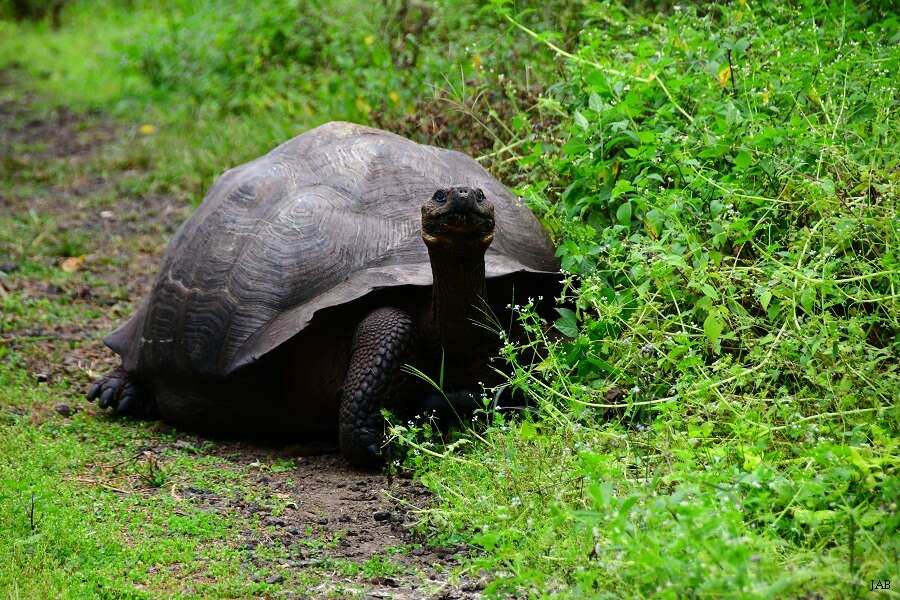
[339,307,416,468]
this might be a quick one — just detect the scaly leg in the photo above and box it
[339,307,416,468]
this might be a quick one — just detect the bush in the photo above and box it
[121,0,570,123]
[393,1,899,596]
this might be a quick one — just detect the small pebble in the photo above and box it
[461,577,488,592]
[265,574,284,585]
[371,576,399,587]
[71,286,92,300]
[373,511,391,522]
[35,372,49,383]
[55,403,73,417]
[173,439,198,453]
[297,558,321,567]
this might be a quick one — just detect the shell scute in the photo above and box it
[106,122,558,377]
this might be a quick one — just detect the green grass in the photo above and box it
[0,353,407,598]
[0,363,265,598]
[0,0,568,199]
[2,0,898,598]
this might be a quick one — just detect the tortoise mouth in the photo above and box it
[422,213,495,250]
[421,186,495,250]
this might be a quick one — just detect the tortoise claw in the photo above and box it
[341,425,383,469]
[116,393,137,415]
[86,368,157,420]
[99,387,115,408]
[116,381,152,417]
[87,381,102,402]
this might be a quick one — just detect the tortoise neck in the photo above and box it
[426,247,490,353]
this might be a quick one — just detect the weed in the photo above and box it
[137,451,166,488]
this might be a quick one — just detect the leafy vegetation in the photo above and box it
[1,0,897,598]
[394,2,899,596]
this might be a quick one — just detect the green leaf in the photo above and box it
[584,355,620,376]
[800,287,816,313]
[645,208,665,236]
[585,70,610,93]
[511,113,529,133]
[519,420,538,441]
[759,289,772,310]
[574,110,589,131]
[703,312,724,348]
[611,179,633,200]
[473,530,501,551]
[742,451,762,471]
[616,202,632,226]
[699,145,728,158]
[734,150,752,170]
[700,283,719,300]
[554,308,579,338]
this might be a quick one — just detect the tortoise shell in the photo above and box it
[105,122,559,378]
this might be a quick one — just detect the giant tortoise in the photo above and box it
[87,122,559,467]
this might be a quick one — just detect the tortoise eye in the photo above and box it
[475,189,485,202]
[433,190,447,204]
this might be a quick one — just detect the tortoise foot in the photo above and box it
[339,307,416,469]
[87,367,157,419]
[342,425,384,469]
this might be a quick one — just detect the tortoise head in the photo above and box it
[421,187,495,252]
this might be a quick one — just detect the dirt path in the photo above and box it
[1,80,481,599]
